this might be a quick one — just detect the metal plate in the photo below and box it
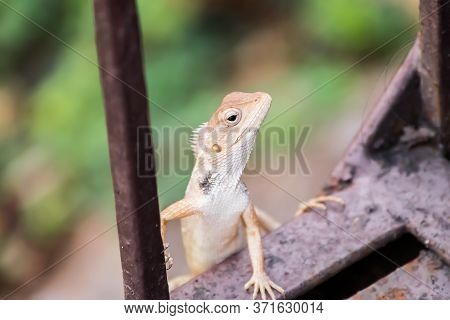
[351,251,450,299]
[172,146,450,299]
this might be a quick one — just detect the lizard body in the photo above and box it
[161,92,283,299]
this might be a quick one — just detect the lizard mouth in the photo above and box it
[234,99,271,144]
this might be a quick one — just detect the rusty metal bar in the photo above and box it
[365,43,421,153]
[331,43,420,185]
[419,0,450,158]
[351,251,450,300]
[93,0,169,299]
[330,42,422,188]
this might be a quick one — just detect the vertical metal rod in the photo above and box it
[419,0,450,158]
[93,0,169,299]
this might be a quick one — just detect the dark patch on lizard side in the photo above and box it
[198,171,214,194]
[241,182,249,194]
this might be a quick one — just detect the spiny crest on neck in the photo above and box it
[190,122,207,156]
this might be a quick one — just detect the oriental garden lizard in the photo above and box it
[160,92,342,299]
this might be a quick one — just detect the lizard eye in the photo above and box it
[223,108,241,127]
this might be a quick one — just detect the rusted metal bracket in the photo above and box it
[419,0,450,158]
[172,145,450,299]
[172,0,450,299]
[351,251,449,300]
[94,0,169,299]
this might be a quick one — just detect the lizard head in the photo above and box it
[200,91,272,154]
[190,91,272,185]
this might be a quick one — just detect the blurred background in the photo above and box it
[0,0,419,298]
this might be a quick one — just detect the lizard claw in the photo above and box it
[295,195,345,216]
[163,242,173,270]
[245,273,284,300]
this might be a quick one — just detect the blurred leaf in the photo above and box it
[22,187,73,246]
[300,0,415,56]
[0,0,82,83]
[137,0,200,45]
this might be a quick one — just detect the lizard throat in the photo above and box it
[195,136,256,194]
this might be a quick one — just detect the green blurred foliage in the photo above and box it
[0,0,81,84]
[0,0,416,251]
[138,0,200,45]
[300,0,413,56]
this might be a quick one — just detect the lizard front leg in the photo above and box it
[242,203,284,300]
[160,198,198,270]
